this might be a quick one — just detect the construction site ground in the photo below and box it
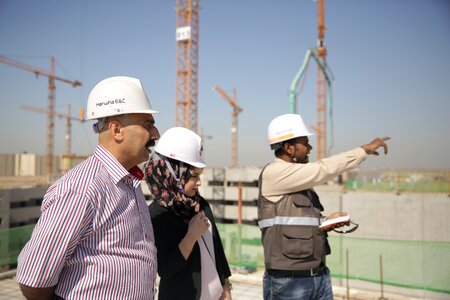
[0,269,442,300]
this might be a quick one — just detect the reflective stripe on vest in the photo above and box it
[258,216,320,228]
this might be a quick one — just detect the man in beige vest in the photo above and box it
[258,113,389,300]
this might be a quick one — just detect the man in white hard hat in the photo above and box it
[258,113,390,300]
[17,76,161,300]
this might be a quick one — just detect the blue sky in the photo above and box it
[1,0,449,170]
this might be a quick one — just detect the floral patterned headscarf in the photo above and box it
[145,153,201,220]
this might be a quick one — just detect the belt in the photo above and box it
[267,265,325,277]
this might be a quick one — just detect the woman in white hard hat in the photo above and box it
[145,127,232,300]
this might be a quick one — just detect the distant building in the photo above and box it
[0,154,15,177]
[0,153,88,177]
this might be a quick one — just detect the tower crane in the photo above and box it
[20,104,85,157]
[21,104,86,173]
[213,85,243,168]
[175,0,200,132]
[0,55,82,176]
[288,0,333,160]
[316,0,328,160]
[199,128,213,141]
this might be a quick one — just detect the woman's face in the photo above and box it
[184,167,203,197]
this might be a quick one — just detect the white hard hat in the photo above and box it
[155,127,206,168]
[86,76,158,120]
[268,114,313,146]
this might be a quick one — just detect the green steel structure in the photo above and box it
[345,170,450,193]
[345,179,449,193]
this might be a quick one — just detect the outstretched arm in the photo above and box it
[361,137,390,156]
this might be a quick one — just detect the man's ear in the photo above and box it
[109,120,124,141]
[283,142,293,155]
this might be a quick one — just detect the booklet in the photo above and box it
[319,214,350,230]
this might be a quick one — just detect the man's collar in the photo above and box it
[94,145,132,184]
[129,165,144,180]
[273,157,288,163]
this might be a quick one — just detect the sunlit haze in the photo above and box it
[1,0,449,169]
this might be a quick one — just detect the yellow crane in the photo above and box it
[0,55,82,176]
[315,0,328,160]
[175,0,200,132]
[213,85,243,167]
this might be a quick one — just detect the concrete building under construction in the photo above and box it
[1,166,449,298]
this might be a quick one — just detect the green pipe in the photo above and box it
[288,48,334,152]
[289,49,312,113]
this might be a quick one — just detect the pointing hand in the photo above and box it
[362,137,390,156]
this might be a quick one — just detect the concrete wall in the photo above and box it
[0,186,46,272]
[0,189,11,230]
[0,187,48,229]
[2,166,447,243]
[317,187,450,242]
[224,166,261,183]
[197,167,450,242]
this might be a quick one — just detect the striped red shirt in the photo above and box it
[17,145,157,299]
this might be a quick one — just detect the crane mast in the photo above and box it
[0,55,82,176]
[213,85,243,167]
[316,0,327,160]
[48,58,56,177]
[175,0,200,132]
[288,0,332,160]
